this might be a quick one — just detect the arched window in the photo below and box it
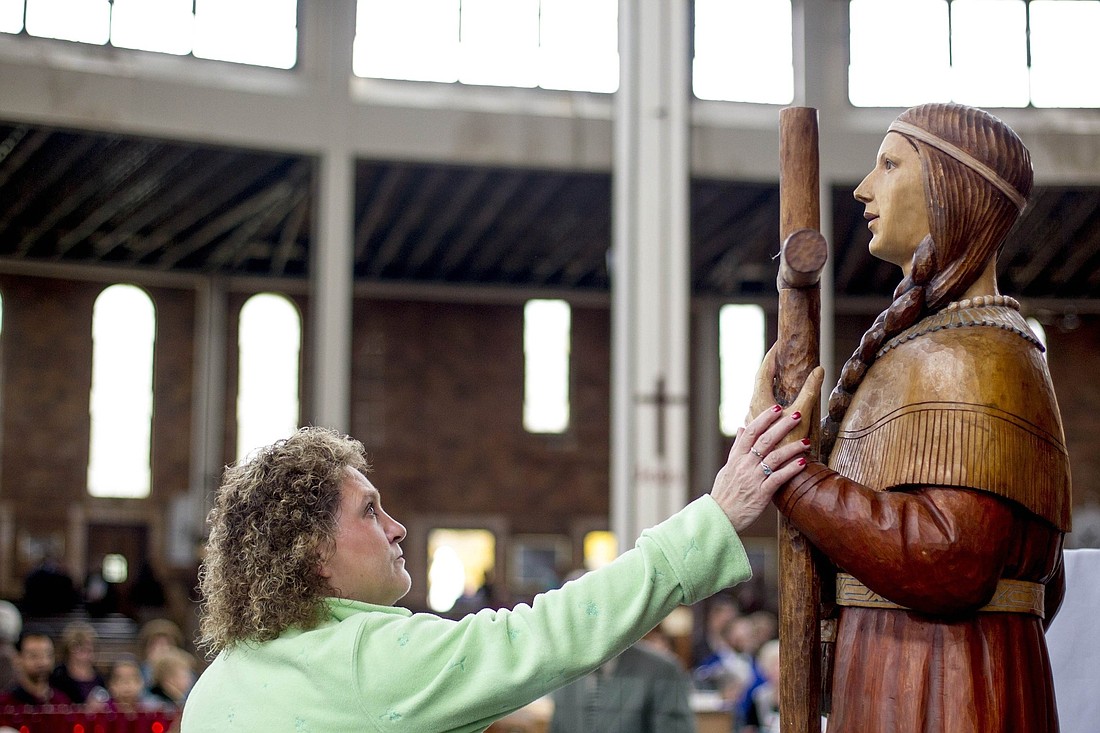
[88,284,155,498]
[719,303,766,436]
[236,293,301,462]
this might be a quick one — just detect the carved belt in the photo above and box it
[835,573,1045,618]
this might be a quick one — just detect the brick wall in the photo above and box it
[0,273,1095,615]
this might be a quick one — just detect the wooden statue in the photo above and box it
[764,103,1072,732]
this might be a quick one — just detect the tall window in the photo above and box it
[236,293,300,462]
[719,304,766,436]
[0,0,298,69]
[353,0,618,92]
[693,0,794,104]
[88,284,155,498]
[850,0,1100,108]
[523,299,571,434]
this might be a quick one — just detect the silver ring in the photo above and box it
[750,446,763,459]
[761,462,773,477]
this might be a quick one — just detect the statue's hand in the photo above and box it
[783,365,824,447]
[746,345,780,422]
[747,347,824,447]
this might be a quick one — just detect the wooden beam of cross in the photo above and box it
[634,376,687,457]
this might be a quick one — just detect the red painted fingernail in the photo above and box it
[801,438,811,446]
[791,411,802,420]
[771,404,782,413]
[798,457,806,466]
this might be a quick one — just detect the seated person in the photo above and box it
[105,655,164,712]
[148,647,196,709]
[0,601,22,692]
[49,621,107,705]
[0,630,72,707]
[549,637,695,733]
[743,639,780,733]
[137,619,184,688]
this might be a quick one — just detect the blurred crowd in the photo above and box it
[690,593,781,733]
[0,602,195,715]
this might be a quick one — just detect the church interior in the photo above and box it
[1,1,1099,730]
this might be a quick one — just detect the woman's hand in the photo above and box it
[712,366,824,531]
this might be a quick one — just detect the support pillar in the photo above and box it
[611,0,692,546]
[306,0,356,432]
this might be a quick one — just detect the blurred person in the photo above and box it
[0,602,22,692]
[148,646,195,710]
[693,616,755,715]
[690,594,740,669]
[128,562,168,622]
[105,654,162,712]
[83,556,121,618]
[49,620,107,705]
[742,639,779,733]
[0,630,71,706]
[21,554,78,617]
[548,637,696,733]
[138,618,184,688]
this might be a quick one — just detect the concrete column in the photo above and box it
[793,0,848,391]
[611,0,692,546]
[691,303,722,500]
[190,277,227,507]
[305,0,356,432]
[174,276,226,565]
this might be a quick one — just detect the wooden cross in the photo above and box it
[634,375,687,457]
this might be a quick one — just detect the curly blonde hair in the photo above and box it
[197,427,369,655]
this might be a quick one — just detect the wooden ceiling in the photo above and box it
[2,120,1098,302]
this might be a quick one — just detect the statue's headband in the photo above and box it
[888,120,1027,211]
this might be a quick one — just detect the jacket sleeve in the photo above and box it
[356,495,752,732]
[774,462,1017,615]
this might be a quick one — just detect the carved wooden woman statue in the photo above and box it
[771,103,1071,731]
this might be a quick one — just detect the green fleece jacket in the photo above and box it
[181,495,751,733]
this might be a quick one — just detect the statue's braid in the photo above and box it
[820,236,937,457]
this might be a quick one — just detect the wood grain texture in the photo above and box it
[775,107,829,733]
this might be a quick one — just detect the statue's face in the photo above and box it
[854,132,931,275]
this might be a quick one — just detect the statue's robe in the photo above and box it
[778,301,1071,732]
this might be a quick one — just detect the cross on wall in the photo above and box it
[634,375,687,458]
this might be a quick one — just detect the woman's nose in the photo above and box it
[389,517,407,543]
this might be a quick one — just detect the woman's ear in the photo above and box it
[315,544,333,579]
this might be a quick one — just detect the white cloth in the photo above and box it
[1046,549,1100,733]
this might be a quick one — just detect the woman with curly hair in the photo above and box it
[182,389,820,733]
[761,103,1071,732]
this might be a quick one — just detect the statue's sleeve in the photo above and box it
[775,462,1017,615]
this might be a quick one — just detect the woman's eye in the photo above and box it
[366,503,378,517]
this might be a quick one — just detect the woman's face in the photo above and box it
[317,467,411,606]
[854,132,931,275]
